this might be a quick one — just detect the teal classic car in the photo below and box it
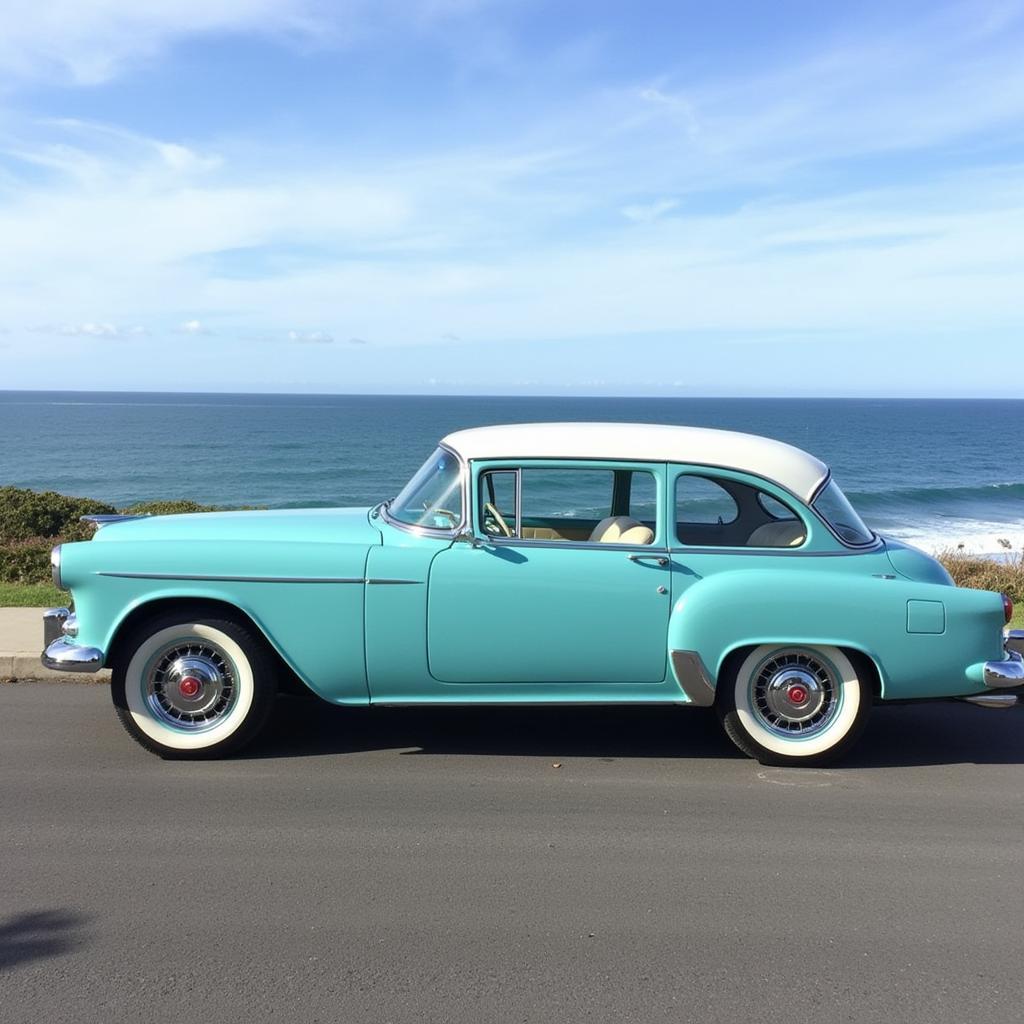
[43,422,1022,764]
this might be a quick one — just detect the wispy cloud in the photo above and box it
[287,329,334,343]
[0,0,495,87]
[0,1,324,86]
[621,198,679,223]
[29,321,147,338]
[0,0,1021,395]
[177,319,211,335]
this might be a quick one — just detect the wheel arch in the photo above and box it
[106,596,312,697]
[714,640,886,701]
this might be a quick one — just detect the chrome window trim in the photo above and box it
[482,536,670,555]
[669,464,815,552]
[809,471,880,550]
[668,464,881,554]
[665,546,870,558]
[471,458,663,547]
[380,443,468,539]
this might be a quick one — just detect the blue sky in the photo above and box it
[0,0,1022,395]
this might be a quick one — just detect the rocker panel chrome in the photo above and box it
[670,649,716,706]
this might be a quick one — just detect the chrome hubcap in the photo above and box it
[751,651,839,738]
[144,641,236,731]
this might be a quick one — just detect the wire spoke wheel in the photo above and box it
[144,638,238,731]
[718,644,870,766]
[750,651,840,739]
[112,613,276,758]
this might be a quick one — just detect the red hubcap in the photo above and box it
[786,684,808,705]
[179,676,202,698]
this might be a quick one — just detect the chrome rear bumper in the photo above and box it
[41,607,105,673]
[962,630,1024,708]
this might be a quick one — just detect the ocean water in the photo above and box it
[0,391,1021,554]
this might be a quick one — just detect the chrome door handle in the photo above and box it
[627,554,669,566]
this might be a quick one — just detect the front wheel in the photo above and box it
[111,612,277,759]
[717,645,870,766]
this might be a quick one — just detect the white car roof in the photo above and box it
[441,422,829,501]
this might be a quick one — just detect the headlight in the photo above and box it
[51,544,64,591]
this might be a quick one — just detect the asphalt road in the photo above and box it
[2,684,1023,1024]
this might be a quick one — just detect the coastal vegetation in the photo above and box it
[0,486,1021,627]
[0,486,221,604]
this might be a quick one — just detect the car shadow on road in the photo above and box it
[244,696,1024,768]
[0,909,89,973]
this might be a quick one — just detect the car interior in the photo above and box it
[478,467,807,548]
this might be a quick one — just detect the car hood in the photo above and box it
[90,506,382,546]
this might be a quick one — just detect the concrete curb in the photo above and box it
[0,608,110,682]
[1,652,111,683]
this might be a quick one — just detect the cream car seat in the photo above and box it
[590,516,655,545]
[746,521,806,547]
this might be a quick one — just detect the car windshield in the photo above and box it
[813,478,874,546]
[389,447,464,530]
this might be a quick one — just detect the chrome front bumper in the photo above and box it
[41,607,105,673]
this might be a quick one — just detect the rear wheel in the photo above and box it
[111,612,276,759]
[717,645,870,766]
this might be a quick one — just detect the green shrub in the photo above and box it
[0,538,53,584]
[0,487,115,543]
[936,545,1024,604]
[122,499,218,516]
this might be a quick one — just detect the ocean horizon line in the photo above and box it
[2,389,1023,403]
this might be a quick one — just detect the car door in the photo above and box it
[427,460,671,684]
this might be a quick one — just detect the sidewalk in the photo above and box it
[0,607,110,682]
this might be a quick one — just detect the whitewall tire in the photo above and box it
[717,645,871,766]
[112,611,276,759]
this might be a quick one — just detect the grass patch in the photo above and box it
[0,582,67,608]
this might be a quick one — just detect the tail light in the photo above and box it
[1003,593,1014,625]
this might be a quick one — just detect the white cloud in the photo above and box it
[287,329,334,343]
[621,198,679,223]
[28,321,147,337]
[0,0,495,87]
[177,319,211,335]
[0,1,325,86]
[0,3,1022,364]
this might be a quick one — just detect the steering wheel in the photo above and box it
[483,502,513,538]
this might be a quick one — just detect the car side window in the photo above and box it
[675,472,807,548]
[479,469,518,538]
[478,467,656,544]
[676,476,738,526]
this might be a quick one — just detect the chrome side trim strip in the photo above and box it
[95,573,424,585]
[669,650,716,706]
[96,572,366,584]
